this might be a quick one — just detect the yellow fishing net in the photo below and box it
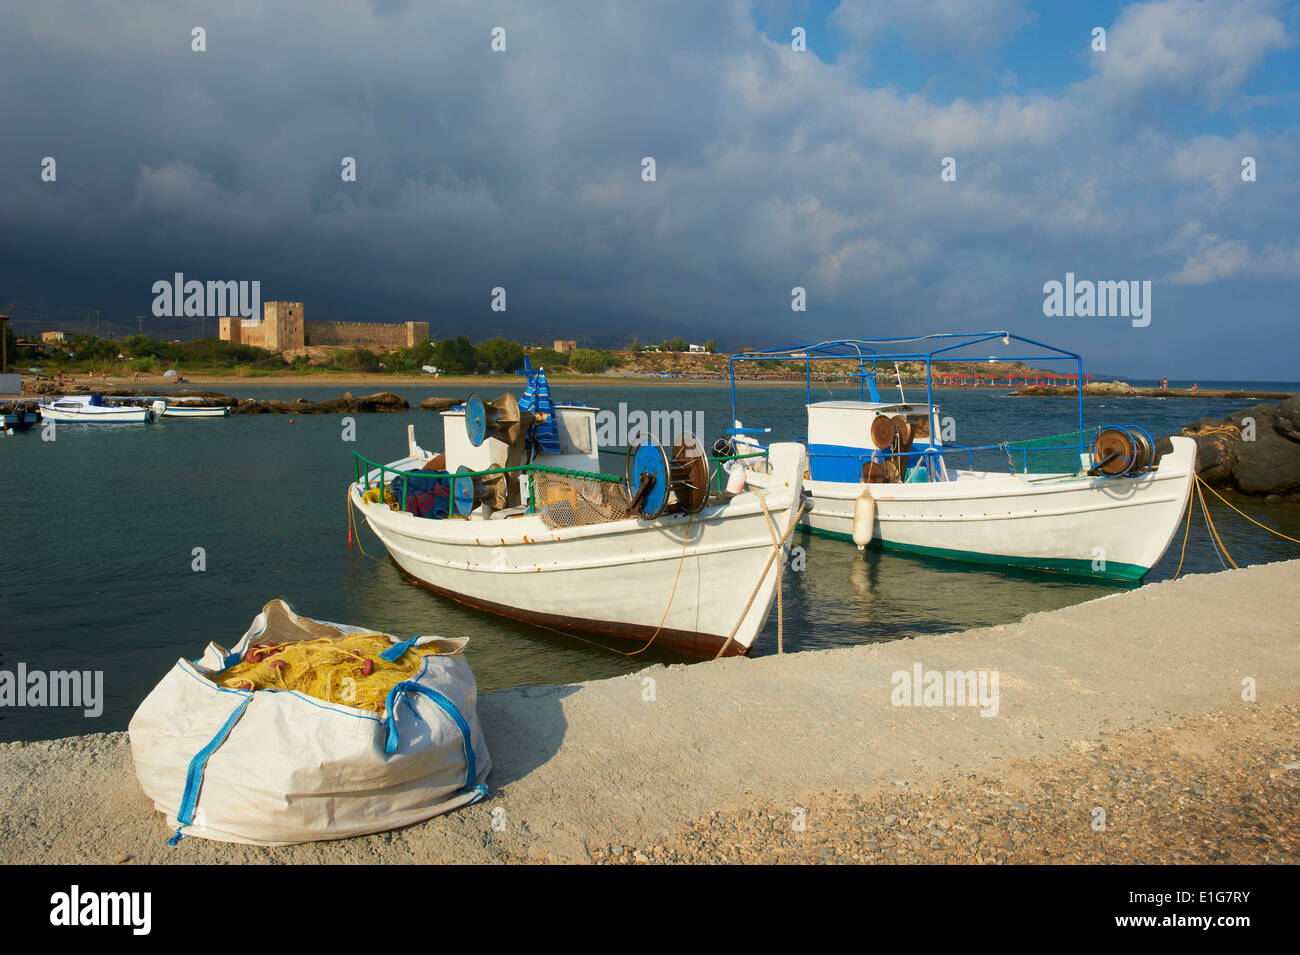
[362,487,403,510]
[209,634,445,712]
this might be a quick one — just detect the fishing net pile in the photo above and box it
[532,471,631,529]
[209,634,446,712]
[129,600,491,846]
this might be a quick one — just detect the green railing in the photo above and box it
[599,447,770,491]
[351,447,771,513]
[352,451,624,512]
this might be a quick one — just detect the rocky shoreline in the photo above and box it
[1012,381,1294,400]
[1178,397,1300,499]
[16,384,434,415]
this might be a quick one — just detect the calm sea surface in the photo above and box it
[2,380,1298,742]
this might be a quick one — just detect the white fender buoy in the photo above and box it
[726,462,746,493]
[852,488,875,550]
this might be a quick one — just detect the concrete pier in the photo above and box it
[1,560,1296,864]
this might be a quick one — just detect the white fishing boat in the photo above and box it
[349,367,805,657]
[159,400,230,418]
[101,394,232,417]
[38,392,160,423]
[726,333,1197,582]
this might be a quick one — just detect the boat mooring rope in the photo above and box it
[714,492,806,660]
[1197,479,1236,570]
[1196,476,1300,544]
[1172,475,1300,580]
[504,513,696,659]
[346,488,385,562]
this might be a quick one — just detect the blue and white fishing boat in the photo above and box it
[725,332,1197,582]
[2,400,40,432]
[38,392,160,423]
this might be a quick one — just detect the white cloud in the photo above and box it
[1093,0,1290,108]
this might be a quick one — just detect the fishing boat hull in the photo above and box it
[351,444,806,657]
[803,436,1197,581]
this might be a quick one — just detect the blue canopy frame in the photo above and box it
[727,331,1086,446]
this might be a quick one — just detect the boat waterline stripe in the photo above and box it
[806,525,1148,580]
[805,492,1182,524]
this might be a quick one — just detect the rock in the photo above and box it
[420,396,461,412]
[232,393,407,414]
[356,392,408,413]
[1275,396,1300,443]
[1174,398,1300,495]
[1190,432,1236,484]
[1231,428,1300,495]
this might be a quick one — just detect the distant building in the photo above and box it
[219,302,429,353]
[689,343,707,353]
[42,331,66,343]
[553,339,577,354]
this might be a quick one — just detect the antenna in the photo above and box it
[894,362,906,402]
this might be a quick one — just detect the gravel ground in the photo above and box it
[586,704,1299,864]
[2,560,1296,865]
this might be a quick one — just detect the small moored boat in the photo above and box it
[38,392,159,423]
[1,400,40,432]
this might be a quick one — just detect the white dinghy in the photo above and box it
[349,369,805,657]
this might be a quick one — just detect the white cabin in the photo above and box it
[441,403,601,474]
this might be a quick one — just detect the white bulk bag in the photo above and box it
[128,600,491,846]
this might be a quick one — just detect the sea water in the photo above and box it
[1,381,1296,742]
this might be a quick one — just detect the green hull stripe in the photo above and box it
[805,525,1149,581]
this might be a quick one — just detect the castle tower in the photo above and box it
[261,302,305,350]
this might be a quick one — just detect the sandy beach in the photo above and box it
[2,559,1295,865]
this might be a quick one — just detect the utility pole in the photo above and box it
[0,305,11,374]
[95,309,101,337]
[138,316,144,336]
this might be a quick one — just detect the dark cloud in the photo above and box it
[0,0,1295,377]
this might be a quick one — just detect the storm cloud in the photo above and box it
[1,0,1296,377]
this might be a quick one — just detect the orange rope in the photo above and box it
[1172,479,1195,580]
[1196,480,1238,570]
[1197,477,1300,545]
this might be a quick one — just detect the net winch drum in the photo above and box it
[870,415,895,450]
[1089,425,1156,477]
[464,392,534,448]
[450,465,497,517]
[890,414,914,454]
[669,433,712,514]
[624,432,713,519]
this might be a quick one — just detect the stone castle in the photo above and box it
[218,302,429,352]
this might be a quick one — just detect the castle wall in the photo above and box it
[217,317,240,345]
[305,320,429,350]
[219,304,427,353]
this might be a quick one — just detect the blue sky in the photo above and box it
[1,0,1297,379]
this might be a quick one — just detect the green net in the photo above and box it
[998,429,1098,474]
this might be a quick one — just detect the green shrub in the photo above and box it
[570,348,609,374]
